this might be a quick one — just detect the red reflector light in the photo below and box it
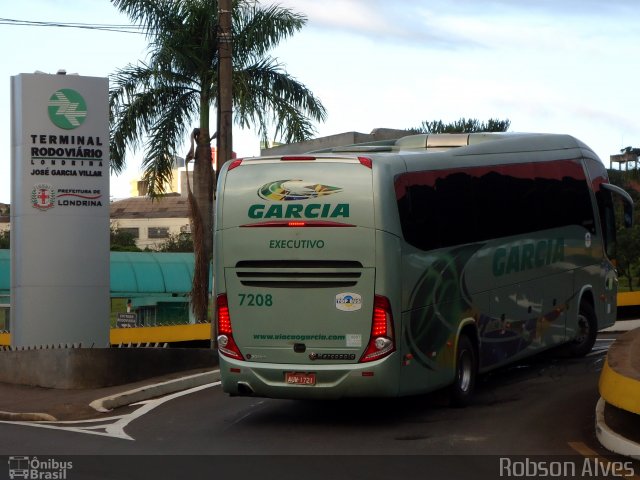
[281,156,316,161]
[230,368,241,373]
[358,156,373,169]
[372,305,388,337]
[228,159,243,171]
[362,372,375,377]
[217,294,232,335]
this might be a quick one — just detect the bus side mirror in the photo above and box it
[602,183,634,228]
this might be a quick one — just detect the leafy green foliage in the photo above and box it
[110,226,141,252]
[616,225,640,291]
[0,230,9,249]
[411,118,511,134]
[155,233,194,252]
[620,146,640,155]
[608,169,640,291]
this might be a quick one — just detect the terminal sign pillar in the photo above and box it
[10,73,110,348]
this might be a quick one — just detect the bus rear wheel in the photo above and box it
[449,334,477,407]
[568,302,597,357]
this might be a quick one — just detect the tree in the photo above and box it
[0,230,9,249]
[620,146,640,156]
[110,226,141,252]
[156,232,194,253]
[411,118,511,134]
[110,0,326,322]
[615,225,640,291]
[608,169,640,290]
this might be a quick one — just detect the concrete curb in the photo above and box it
[0,411,57,422]
[595,397,640,460]
[601,319,640,333]
[89,369,221,412]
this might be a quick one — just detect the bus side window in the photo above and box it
[396,159,596,252]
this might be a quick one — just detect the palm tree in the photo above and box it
[412,118,511,134]
[109,0,326,323]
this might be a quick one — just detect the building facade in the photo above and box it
[110,194,191,250]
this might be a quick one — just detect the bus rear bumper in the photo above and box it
[219,354,400,399]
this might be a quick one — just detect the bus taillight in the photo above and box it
[358,156,373,169]
[360,295,395,363]
[216,294,244,360]
[227,159,243,171]
[281,156,316,161]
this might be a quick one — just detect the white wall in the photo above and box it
[110,217,190,249]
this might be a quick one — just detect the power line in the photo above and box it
[0,17,144,34]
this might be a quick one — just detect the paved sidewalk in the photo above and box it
[0,366,218,422]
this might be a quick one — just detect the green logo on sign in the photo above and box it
[48,89,87,129]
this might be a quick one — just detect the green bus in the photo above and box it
[213,133,632,405]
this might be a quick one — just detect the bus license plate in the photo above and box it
[285,372,316,386]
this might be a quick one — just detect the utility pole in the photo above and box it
[217,0,233,174]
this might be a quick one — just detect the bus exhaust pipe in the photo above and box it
[237,382,255,396]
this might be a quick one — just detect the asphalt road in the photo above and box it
[0,334,637,479]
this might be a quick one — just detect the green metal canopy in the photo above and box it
[0,250,8,297]
[110,252,194,294]
[0,250,197,296]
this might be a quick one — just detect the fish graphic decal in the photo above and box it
[258,180,343,201]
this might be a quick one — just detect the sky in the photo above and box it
[1,0,639,203]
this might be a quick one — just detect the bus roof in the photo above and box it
[236,133,599,170]
[321,132,594,156]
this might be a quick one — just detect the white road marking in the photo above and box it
[587,338,615,357]
[0,381,221,441]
